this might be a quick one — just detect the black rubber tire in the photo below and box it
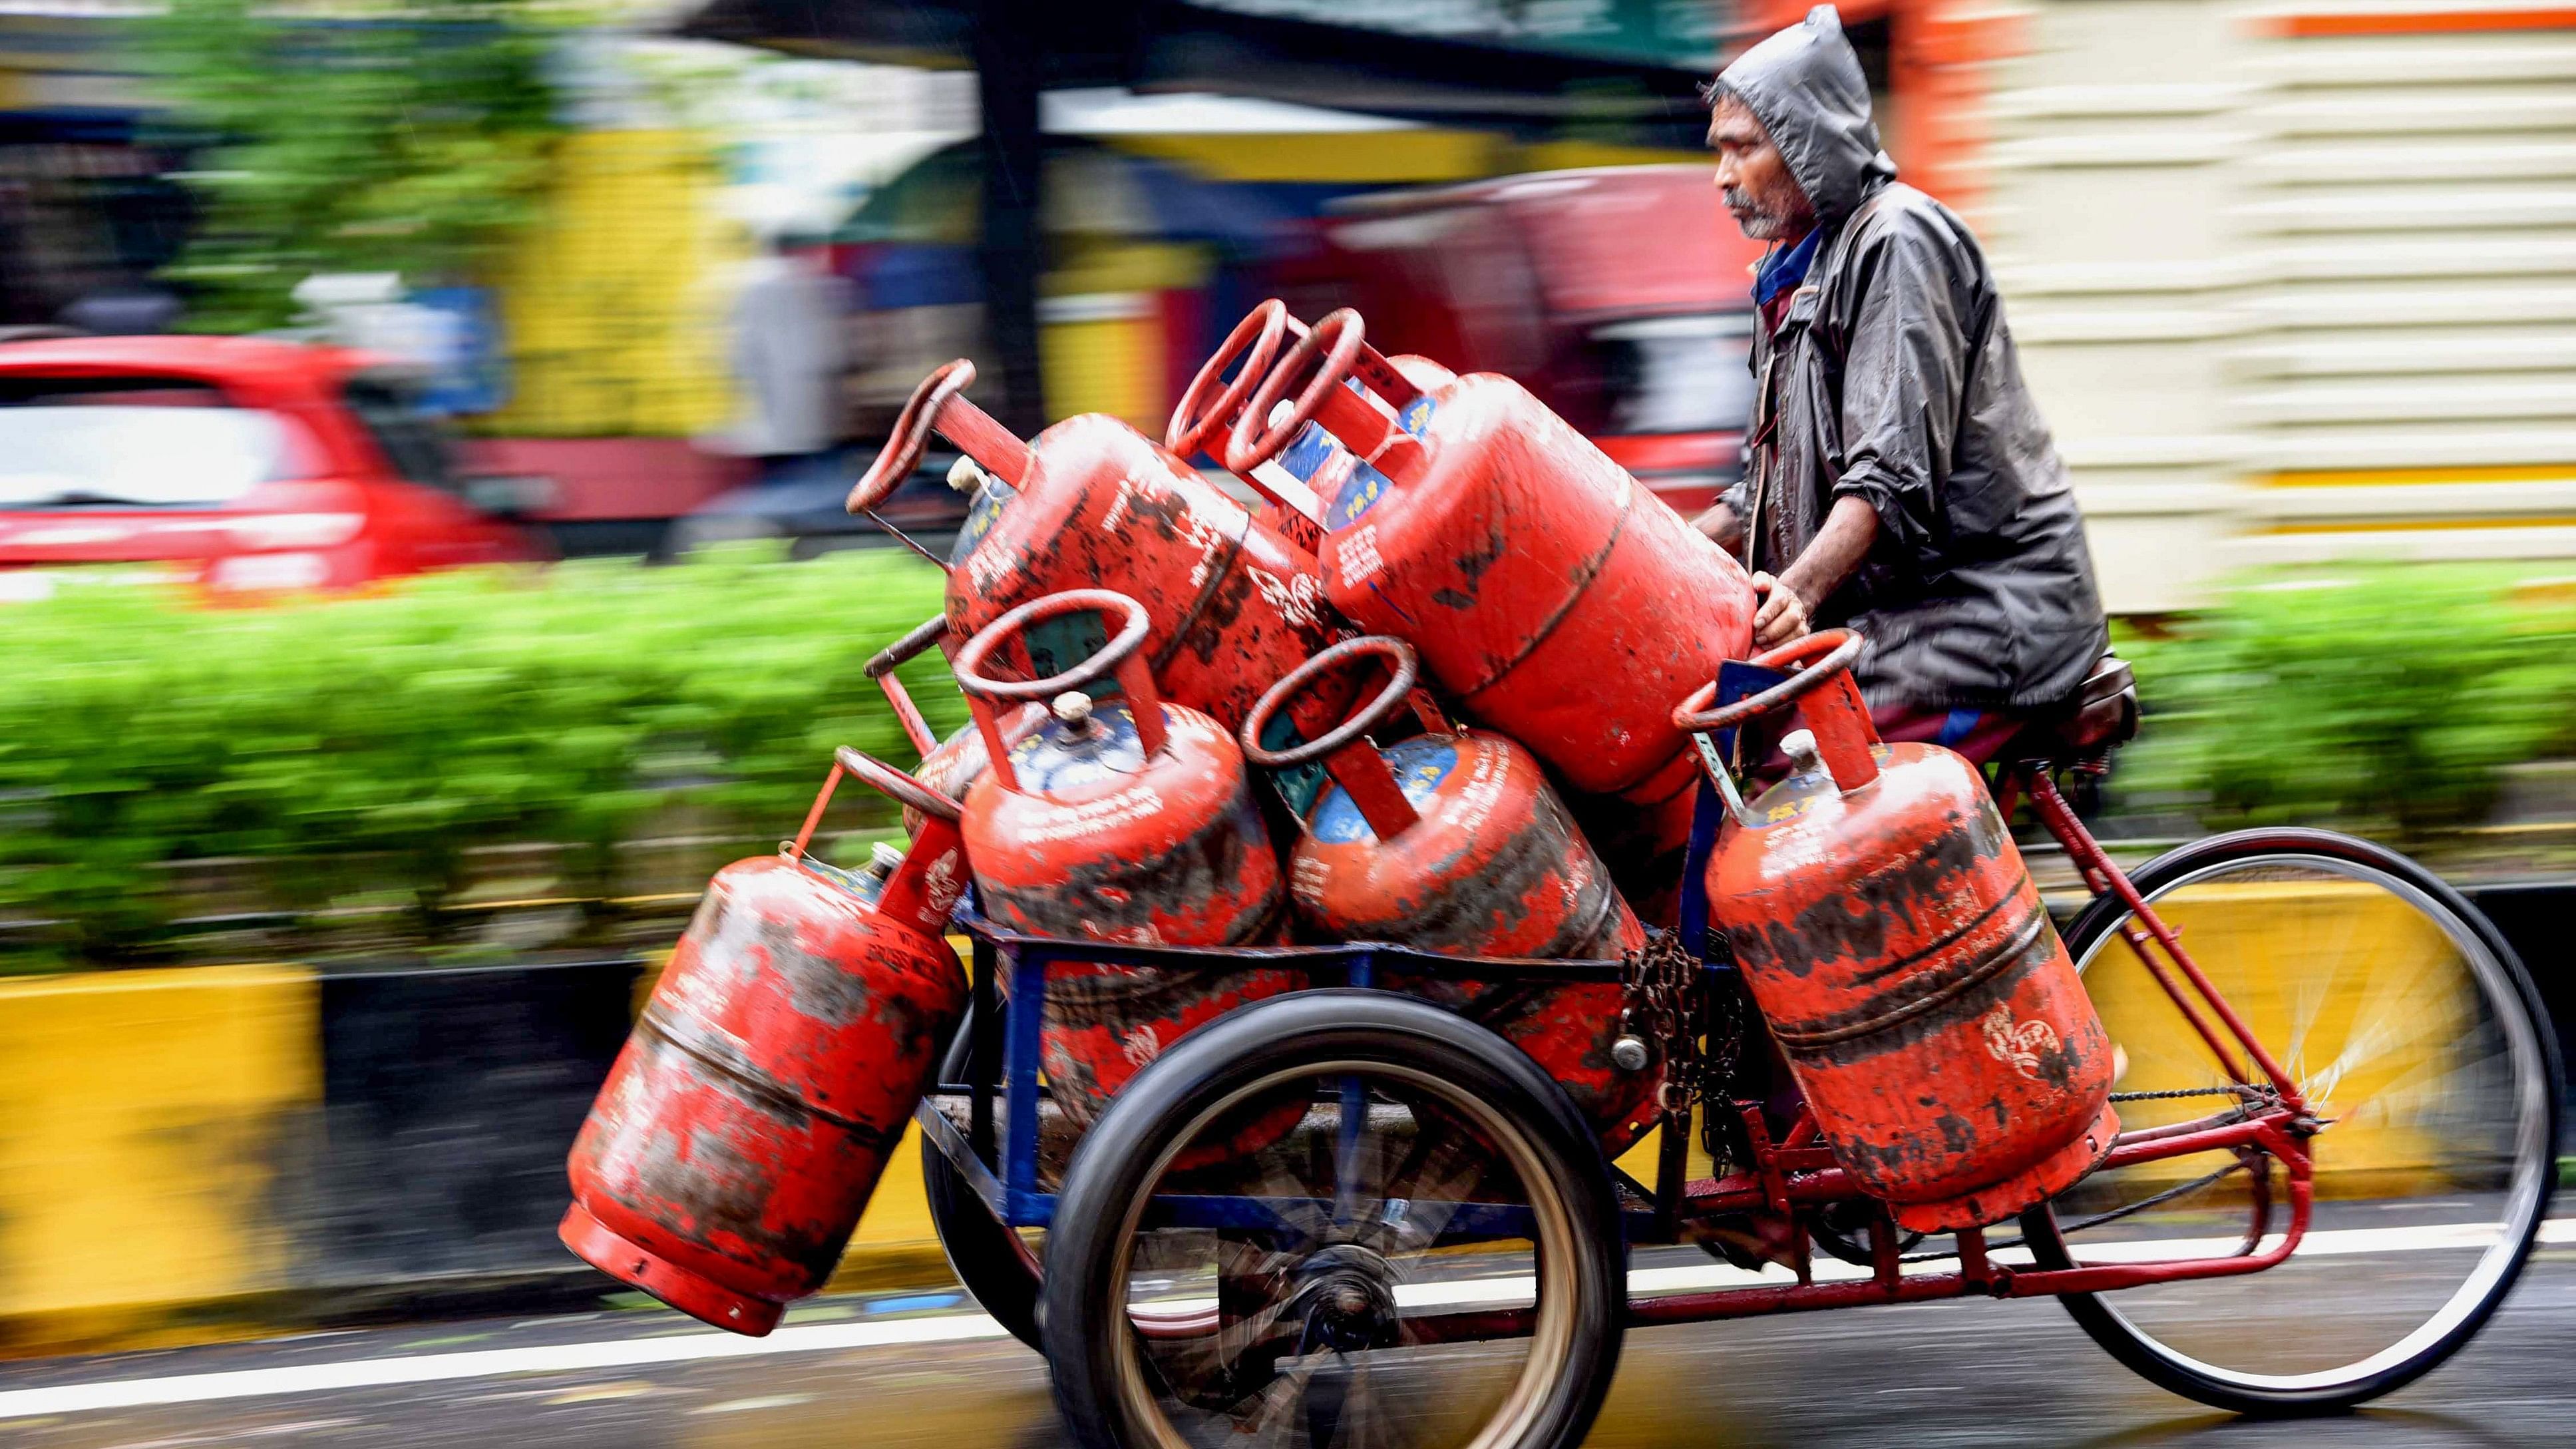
[1040,990,1627,1449]
[921,1007,1045,1351]
[2022,826,2563,1416]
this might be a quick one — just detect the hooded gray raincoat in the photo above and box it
[1714,7,2107,713]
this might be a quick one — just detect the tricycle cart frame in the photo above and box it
[914,702,2560,1447]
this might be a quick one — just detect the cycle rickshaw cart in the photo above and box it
[910,624,2563,1449]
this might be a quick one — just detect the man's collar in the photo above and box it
[1753,225,1823,307]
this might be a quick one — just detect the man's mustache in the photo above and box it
[1723,185,1767,218]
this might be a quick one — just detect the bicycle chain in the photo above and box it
[2108,1084,2272,1104]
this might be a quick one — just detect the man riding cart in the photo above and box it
[1695,6,2115,765]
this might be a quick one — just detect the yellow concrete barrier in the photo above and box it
[0,965,319,1353]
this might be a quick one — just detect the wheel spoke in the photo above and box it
[1370,1130,1490,1257]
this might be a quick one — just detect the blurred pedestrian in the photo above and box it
[1694,5,2107,764]
[722,232,854,489]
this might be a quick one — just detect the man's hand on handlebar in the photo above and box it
[1750,571,1810,649]
[1750,495,1879,652]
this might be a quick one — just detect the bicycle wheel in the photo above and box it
[1042,990,1625,1449]
[2022,827,2560,1414]
[922,1007,1045,1350]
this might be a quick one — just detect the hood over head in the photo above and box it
[1710,5,1897,225]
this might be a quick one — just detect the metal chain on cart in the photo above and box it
[1696,971,1751,1167]
[1617,933,1697,1122]
[1617,932,1746,1165]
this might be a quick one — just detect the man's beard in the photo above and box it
[1724,185,1793,241]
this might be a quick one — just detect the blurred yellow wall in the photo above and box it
[486,130,747,438]
[1039,240,1208,430]
[1109,129,1503,184]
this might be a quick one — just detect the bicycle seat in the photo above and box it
[2006,650,2138,767]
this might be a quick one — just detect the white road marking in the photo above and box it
[4,1217,2567,1422]
[0,1315,1007,1422]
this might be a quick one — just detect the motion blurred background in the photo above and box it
[1,0,2573,1378]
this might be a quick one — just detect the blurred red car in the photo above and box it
[0,335,546,600]
[1275,164,1767,517]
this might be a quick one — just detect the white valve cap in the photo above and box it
[868,841,907,876]
[947,456,987,493]
[1781,729,1822,773]
[1052,690,1094,727]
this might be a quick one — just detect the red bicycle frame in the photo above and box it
[1394,760,2321,1346]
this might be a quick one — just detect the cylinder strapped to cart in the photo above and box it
[951,587,1300,1149]
[847,357,1349,745]
[1674,630,2119,1232]
[1223,306,1760,930]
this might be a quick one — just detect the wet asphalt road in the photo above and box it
[5,1253,2575,1449]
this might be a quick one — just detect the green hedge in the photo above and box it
[9,554,2571,965]
[2116,567,2576,844]
[0,548,966,965]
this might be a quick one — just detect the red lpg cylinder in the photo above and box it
[562,749,969,1336]
[953,588,1296,1132]
[1242,636,1660,1149]
[847,358,1341,740]
[1678,632,2119,1233]
[1224,309,1758,803]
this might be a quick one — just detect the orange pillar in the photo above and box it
[1895,0,2028,216]
[1726,0,2026,216]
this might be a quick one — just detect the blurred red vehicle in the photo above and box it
[1274,164,1766,516]
[0,335,547,600]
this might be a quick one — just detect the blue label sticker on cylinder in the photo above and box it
[1316,393,1427,530]
[1278,421,1338,483]
[948,477,1016,564]
[1326,462,1397,530]
[1310,736,1457,843]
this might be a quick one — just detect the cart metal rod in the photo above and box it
[2103,1105,2265,1146]
[968,934,998,1159]
[1005,944,1048,1207]
[1663,1110,2296,1221]
[1387,1180,2313,1345]
[953,914,1627,980]
[915,1092,1008,1220]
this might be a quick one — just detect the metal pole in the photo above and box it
[970,0,1047,437]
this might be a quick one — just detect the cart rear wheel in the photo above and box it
[922,1007,1045,1350]
[1042,990,1624,1449]
[2025,828,2560,1415]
